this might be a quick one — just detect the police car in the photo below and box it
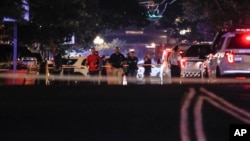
[206,28,250,78]
[21,57,38,71]
[181,44,212,78]
[48,56,89,85]
[61,56,89,76]
[136,63,162,81]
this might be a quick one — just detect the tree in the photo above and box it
[182,0,250,30]
[157,0,250,42]
[98,0,149,29]
[0,0,25,22]
[0,0,27,43]
[17,0,149,49]
[157,0,196,41]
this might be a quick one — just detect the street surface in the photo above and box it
[0,84,250,141]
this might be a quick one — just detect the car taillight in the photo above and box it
[181,59,186,68]
[225,51,234,64]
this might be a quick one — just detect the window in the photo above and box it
[185,46,200,57]
[62,58,77,65]
[213,37,225,51]
[184,45,212,59]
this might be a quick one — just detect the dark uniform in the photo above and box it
[109,47,126,85]
[126,53,138,84]
[144,54,151,84]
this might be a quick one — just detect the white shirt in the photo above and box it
[168,51,181,66]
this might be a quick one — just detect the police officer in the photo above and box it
[126,49,138,84]
[168,45,182,78]
[109,46,126,85]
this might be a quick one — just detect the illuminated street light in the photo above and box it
[145,42,156,48]
[151,42,156,48]
[93,36,104,45]
[180,28,191,35]
[93,36,105,50]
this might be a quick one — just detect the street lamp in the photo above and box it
[151,42,156,48]
[93,36,104,50]
[180,28,191,35]
[2,0,29,85]
[93,36,104,45]
[3,20,18,85]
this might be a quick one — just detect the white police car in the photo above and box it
[206,28,250,78]
[181,44,212,78]
[136,63,162,81]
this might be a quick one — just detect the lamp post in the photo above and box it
[13,22,18,76]
[2,0,29,85]
[3,18,18,84]
[180,28,191,35]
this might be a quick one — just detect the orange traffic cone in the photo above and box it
[123,74,127,85]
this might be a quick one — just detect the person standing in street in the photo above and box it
[160,48,171,84]
[143,53,151,84]
[54,48,62,74]
[126,49,138,84]
[53,48,62,85]
[86,47,101,84]
[100,55,108,85]
[168,45,182,81]
[109,46,126,85]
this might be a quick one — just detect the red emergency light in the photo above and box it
[246,35,250,41]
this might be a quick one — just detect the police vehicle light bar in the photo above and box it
[235,29,250,32]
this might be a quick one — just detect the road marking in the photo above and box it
[203,96,250,123]
[194,96,206,141]
[180,87,250,141]
[180,88,196,141]
[200,87,250,122]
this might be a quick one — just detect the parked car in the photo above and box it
[136,63,162,80]
[48,56,89,85]
[206,29,250,78]
[0,44,45,70]
[181,44,213,78]
[61,56,89,76]
[20,57,39,71]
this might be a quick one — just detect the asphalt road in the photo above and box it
[0,84,250,141]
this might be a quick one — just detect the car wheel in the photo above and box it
[136,73,144,81]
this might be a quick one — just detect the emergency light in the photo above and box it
[246,36,250,41]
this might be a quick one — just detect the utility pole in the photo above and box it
[3,0,29,85]
[13,22,18,84]
[3,17,18,85]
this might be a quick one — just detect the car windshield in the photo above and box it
[62,58,77,65]
[184,45,211,58]
[227,34,250,49]
[22,60,36,65]
[30,52,44,63]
